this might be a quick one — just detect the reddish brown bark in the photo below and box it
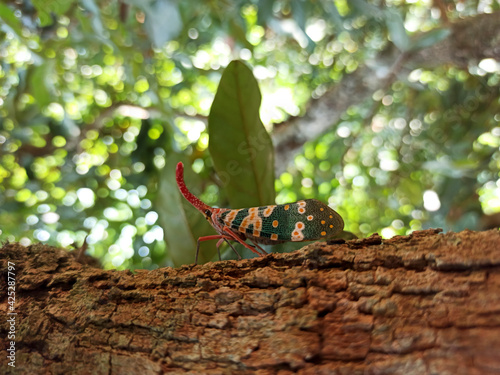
[1,228,500,374]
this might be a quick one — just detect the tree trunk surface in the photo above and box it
[1,228,500,375]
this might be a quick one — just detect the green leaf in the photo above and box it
[384,10,409,52]
[80,0,105,35]
[30,60,55,108]
[290,0,315,50]
[0,3,23,37]
[409,28,451,52]
[208,60,275,208]
[319,0,343,29]
[157,154,218,266]
[127,0,182,47]
[257,0,275,25]
[32,0,75,27]
[349,0,382,17]
[229,16,254,51]
[291,0,307,33]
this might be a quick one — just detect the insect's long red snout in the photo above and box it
[176,162,212,214]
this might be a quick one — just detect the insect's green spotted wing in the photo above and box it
[177,161,346,263]
[219,199,344,243]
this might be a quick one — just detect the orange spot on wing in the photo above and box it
[321,231,326,236]
[307,215,313,221]
[284,205,290,210]
[253,230,260,237]
[272,220,279,228]
[321,220,325,225]
[320,207,324,211]
[297,222,304,229]
[264,206,275,217]
[271,233,278,240]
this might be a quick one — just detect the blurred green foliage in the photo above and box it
[0,0,499,268]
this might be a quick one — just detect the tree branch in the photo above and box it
[1,228,500,373]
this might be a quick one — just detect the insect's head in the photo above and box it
[204,209,212,220]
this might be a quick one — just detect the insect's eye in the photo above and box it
[205,210,212,218]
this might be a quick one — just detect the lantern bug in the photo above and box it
[176,162,344,263]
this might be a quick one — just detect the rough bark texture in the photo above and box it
[272,11,500,173]
[1,228,500,374]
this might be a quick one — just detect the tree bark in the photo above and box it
[272,11,500,173]
[1,228,500,374]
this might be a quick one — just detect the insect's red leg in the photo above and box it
[222,227,267,257]
[214,237,242,260]
[196,235,227,264]
[196,234,237,263]
[215,238,241,261]
[247,239,268,255]
[215,238,224,260]
[220,238,242,260]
